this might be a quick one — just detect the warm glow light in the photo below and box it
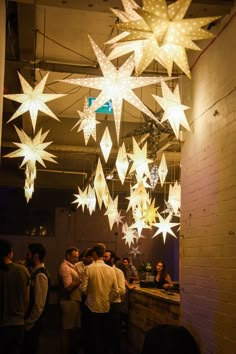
[168,181,181,216]
[128,137,153,179]
[100,127,112,162]
[104,195,119,230]
[153,81,190,139]
[93,158,109,209]
[150,164,159,189]
[72,98,100,145]
[72,186,88,212]
[152,213,180,243]
[4,72,66,131]
[115,143,129,185]
[61,36,167,142]
[111,0,220,77]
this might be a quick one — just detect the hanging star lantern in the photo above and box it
[72,186,88,212]
[113,0,220,77]
[168,181,181,215]
[61,36,167,142]
[114,210,125,228]
[100,127,112,163]
[153,81,190,139]
[72,97,100,145]
[152,213,180,243]
[128,137,153,179]
[4,72,66,132]
[93,158,109,209]
[115,143,129,185]
[86,185,97,215]
[104,195,120,230]
[128,245,142,258]
[143,199,159,226]
[158,153,168,187]
[150,164,159,190]
[122,227,137,247]
[110,0,140,23]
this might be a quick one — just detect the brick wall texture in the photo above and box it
[180,6,236,354]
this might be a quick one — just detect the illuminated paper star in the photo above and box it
[114,0,220,77]
[130,217,150,237]
[114,210,125,228]
[158,153,168,187]
[115,143,129,185]
[162,200,181,218]
[24,180,34,203]
[152,213,180,243]
[4,125,57,168]
[104,195,119,230]
[110,0,140,22]
[122,227,136,247]
[72,186,88,212]
[150,164,159,190]
[143,199,159,226]
[93,158,109,209]
[128,138,153,179]
[87,185,97,215]
[100,127,112,163]
[153,81,190,139]
[4,72,66,131]
[72,98,100,145]
[168,181,181,215]
[128,245,142,258]
[61,36,165,141]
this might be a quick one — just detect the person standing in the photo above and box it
[0,239,30,354]
[154,260,173,290]
[80,243,119,354]
[58,246,82,354]
[22,243,50,354]
[122,257,139,283]
[104,250,126,354]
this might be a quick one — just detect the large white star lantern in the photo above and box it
[152,213,180,243]
[4,72,66,132]
[153,81,190,139]
[111,0,220,77]
[61,36,168,142]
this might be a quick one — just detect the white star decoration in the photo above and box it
[112,0,220,77]
[100,127,112,163]
[122,227,137,247]
[158,153,168,187]
[152,213,180,243]
[115,143,129,185]
[4,72,66,132]
[72,186,88,212]
[128,245,142,258]
[72,98,100,145]
[61,36,167,142]
[104,195,119,230]
[128,137,153,179]
[153,81,190,139]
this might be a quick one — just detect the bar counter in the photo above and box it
[127,286,180,354]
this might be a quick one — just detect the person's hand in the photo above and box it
[163,284,169,289]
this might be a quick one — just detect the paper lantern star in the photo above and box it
[115,143,129,185]
[72,186,88,212]
[61,36,166,141]
[122,227,136,247]
[87,185,97,215]
[5,125,57,167]
[4,72,66,132]
[110,0,140,22]
[100,127,112,163]
[128,137,153,179]
[168,181,181,215]
[152,213,180,243]
[93,158,109,209]
[158,153,168,187]
[143,199,159,226]
[114,0,220,77]
[104,195,119,230]
[153,81,190,139]
[128,245,142,258]
[72,98,100,145]
[114,210,125,228]
[130,217,150,237]
[150,164,159,190]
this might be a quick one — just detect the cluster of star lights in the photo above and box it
[3,0,219,249]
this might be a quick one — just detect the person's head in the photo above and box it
[123,257,130,267]
[155,261,167,276]
[81,248,94,266]
[92,243,106,260]
[104,250,116,266]
[116,262,128,280]
[0,239,13,269]
[65,247,79,265]
[26,243,46,267]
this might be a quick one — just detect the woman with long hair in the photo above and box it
[154,261,173,290]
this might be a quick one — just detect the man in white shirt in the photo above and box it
[21,243,50,354]
[104,250,126,354]
[58,246,82,354]
[80,243,119,354]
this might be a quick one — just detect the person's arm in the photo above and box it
[116,269,126,298]
[80,266,89,294]
[163,273,173,289]
[60,263,79,293]
[25,273,48,330]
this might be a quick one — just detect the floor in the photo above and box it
[38,305,129,354]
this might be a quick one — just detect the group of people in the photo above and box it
[0,238,175,354]
[0,239,50,354]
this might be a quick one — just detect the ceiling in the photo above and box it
[1,0,234,207]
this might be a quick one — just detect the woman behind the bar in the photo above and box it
[154,261,173,290]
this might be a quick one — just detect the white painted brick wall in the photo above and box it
[181,5,236,354]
